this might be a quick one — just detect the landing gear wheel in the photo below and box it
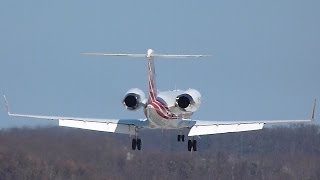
[193,140,197,151]
[187,139,198,151]
[188,140,192,151]
[177,135,181,142]
[132,139,137,150]
[182,135,185,142]
[137,138,142,150]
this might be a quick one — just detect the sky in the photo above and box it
[0,1,319,128]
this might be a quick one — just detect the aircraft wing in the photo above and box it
[187,100,316,136]
[3,96,148,135]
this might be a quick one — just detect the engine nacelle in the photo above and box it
[175,89,201,112]
[123,88,147,111]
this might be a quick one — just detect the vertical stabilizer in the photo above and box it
[147,49,157,101]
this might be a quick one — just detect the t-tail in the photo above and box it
[82,48,210,101]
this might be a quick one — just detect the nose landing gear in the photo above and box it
[177,134,185,142]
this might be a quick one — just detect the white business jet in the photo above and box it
[3,49,316,151]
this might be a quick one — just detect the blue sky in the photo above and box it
[0,1,319,128]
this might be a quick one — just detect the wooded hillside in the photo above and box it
[0,125,319,180]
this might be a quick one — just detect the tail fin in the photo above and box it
[147,57,157,101]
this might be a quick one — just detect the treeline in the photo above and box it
[0,125,320,180]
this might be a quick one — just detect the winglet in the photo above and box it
[3,95,11,115]
[311,99,316,122]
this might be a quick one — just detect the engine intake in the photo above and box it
[176,94,193,109]
[123,93,139,110]
[123,88,146,111]
[175,89,201,112]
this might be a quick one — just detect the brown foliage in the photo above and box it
[0,125,319,180]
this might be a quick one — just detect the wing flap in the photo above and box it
[188,123,264,136]
[59,119,136,135]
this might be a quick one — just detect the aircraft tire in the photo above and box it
[132,139,137,150]
[187,140,192,151]
[137,138,142,150]
[193,140,197,151]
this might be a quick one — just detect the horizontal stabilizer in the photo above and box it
[81,53,146,58]
[82,49,210,60]
[153,54,210,58]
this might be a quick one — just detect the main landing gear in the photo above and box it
[187,139,197,151]
[178,134,197,151]
[131,127,141,150]
[132,138,142,150]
